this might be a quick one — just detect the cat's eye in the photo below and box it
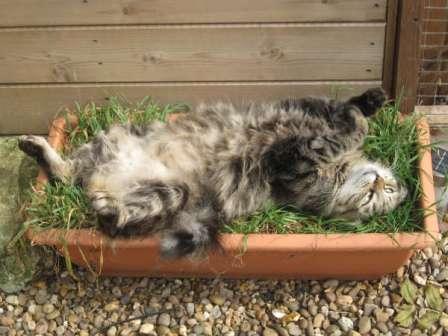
[385,187,394,193]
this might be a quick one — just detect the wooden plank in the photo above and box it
[0,24,385,83]
[0,0,387,27]
[0,81,381,134]
[394,0,425,113]
[416,105,448,125]
[382,0,399,96]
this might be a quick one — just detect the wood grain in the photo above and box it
[382,0,399,96]
[0,81,381,134]
[394,1,425,113]
[0,24,385,83]
[0,0,386,27]
[416,105,448,126]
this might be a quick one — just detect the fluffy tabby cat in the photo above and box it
[19,88,407,258]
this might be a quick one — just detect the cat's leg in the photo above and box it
[264,88,387,177]
[94,180,189,237]
[160,198,221,259]
[347,87,387,117]
[319,87,386,154]
[18,135,71,181]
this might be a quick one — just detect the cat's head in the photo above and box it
[329,160,407,220]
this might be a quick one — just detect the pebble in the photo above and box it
[287,323,301,336]
[5,296,19,306]
[55,326,65,335]
[105,301,120,312]
[338,316,354,332]
[436,268,448,282]
[381,295,391,307]
[377,321,388,333]
[210,295,225,306]
[139,323,155,334]
[349,332,361,336]
[26,320,36,331]
[187,318,198,326]
[313,313,325,328]
[178,325,187,336]
[42,303,55,314]
[0,316,13,327]
[186,302,195,315]
[325,292,336,302]
[157,325,171,336]
[121,327,133,336]
[35,289,48,305]
[374,308,390,323]
[157,313,171,326]
[106,326,117,336]
[202,322,213,335]
[35,321,49,334]
[273,325,289,336]
[323,280,339,288]
[336,295,353,306]
[413,274,427,286]
[211,306,221,319]
[364,303,378,317]
[263,327,279,336]
[440,316,448,330]
[46,310,60,320]
[358,316,372,334]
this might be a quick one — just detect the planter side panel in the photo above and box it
[61,243,414,280]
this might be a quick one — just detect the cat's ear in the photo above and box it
[347,87,386,117]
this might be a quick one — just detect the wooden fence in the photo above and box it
[0,0,387,134]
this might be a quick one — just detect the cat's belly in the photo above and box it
[87,137,177,196]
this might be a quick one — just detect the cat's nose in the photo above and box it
[373,176,385,192]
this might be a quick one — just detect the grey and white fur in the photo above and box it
[19,88,407,258]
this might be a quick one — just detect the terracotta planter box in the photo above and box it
[26,116,440,280]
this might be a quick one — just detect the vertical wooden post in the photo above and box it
[394,0,425,113]
[382,0,399,97]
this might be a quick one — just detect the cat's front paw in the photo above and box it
[357,87,387,117]
[348,87,386,118]
[364,87,386,109]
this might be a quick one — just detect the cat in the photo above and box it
[19,88,407,259]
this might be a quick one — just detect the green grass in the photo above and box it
[25,98,424,234]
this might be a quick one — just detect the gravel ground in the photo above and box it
[0,237,447,336]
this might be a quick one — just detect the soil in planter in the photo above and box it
[24,97,424,235]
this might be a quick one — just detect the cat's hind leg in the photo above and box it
[94,180,189,237]
[18,135,71,182]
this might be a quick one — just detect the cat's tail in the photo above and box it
[18,135,71,182]
[160,195,222,259]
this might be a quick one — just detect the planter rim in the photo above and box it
[26,114,440,251]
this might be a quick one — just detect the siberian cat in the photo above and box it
[19,88,407,258]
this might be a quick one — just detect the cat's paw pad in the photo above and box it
[18,135,46,158]
[360,87,387,116]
